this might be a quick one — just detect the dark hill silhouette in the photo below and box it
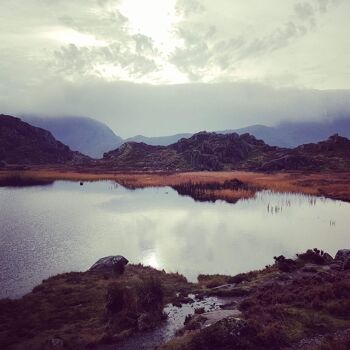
[0,114,87,165]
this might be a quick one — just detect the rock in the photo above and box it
[89,255,129,275]
[335,249,350,262]
[322,252,334,264]
[335,249,350,270]
[184,314,206,331]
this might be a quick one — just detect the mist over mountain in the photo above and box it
[127,117,350,148]
[223,118,350,148]
[125,133,192,146]
[22,116,123,158]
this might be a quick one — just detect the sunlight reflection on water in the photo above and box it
[0,180,348,298]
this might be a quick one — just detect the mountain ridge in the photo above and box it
[102,131,350,171]
[125,118,350,147]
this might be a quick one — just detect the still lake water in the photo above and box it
[0,180,349,299]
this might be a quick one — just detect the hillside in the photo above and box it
[0,114,86,165]
[261,134,350,171]
[22,116,123,158]
[102,132,350,171]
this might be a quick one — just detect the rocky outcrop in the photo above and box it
[89,255,129,275]
[100,131,350,172]
[102,131,280,171]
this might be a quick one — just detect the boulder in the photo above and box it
[335,249,350,270]
[322,252,334,264]
[89,255,129,275]
[335,249,350,262]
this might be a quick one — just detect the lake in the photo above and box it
[0,180,348,299]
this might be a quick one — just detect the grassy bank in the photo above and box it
[0,265,191,350]
[1,250,349,350]
[160,250,350,350]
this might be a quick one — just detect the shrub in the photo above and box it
[297,249,328,265]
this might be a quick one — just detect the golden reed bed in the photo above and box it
[0,168,350,202]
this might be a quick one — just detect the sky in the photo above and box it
[1,0,350,137]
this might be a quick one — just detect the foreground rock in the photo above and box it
[89,255,129,275]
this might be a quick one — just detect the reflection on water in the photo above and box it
[0,181,349,299]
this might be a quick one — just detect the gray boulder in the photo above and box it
[335,249,350,261]
[334,249,350,270]
[322,252,334,264]
[89,255,129,275]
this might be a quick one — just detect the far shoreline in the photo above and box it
[1,167,350,202]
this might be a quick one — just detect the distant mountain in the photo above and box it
[102,131,350,171]
[125,118,350,148]
[22,116,123,158]
[125,133,192,146]
[219,125,289,147]
[0,114,86,165]
[219,118,350,147]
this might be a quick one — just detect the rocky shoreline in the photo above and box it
[0,249,349,350]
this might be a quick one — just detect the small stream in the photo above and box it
[99,295,236,350]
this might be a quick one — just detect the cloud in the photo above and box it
[2,76,350,137]
[1,0,350,136]
[170,0,347,81]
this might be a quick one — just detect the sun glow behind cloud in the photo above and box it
[119,0,180,52]
[115,0,188,83]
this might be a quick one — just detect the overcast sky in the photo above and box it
[1,0,350,137]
